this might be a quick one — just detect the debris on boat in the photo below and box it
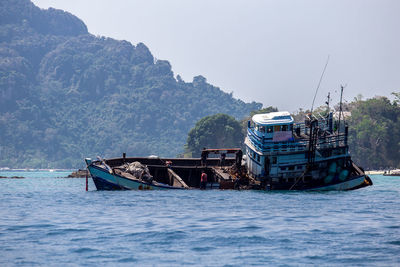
[114,161,153,184]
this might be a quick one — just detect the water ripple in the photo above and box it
[0,173,399,266]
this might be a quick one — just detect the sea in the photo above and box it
[0,171,399,266]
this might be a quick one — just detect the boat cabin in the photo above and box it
[250,111,294,142]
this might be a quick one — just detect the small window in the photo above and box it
[272,157,277,164]
[280,167,287,171]
[257,154,260,162]
[282,125,288,131]
[297,165,303,170]
[267,126,273,133]
[259,126,265,133]
[274,125,280,132]
[288,166,295,171]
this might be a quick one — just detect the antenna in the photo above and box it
[337,84,346,132]
[311,55,330,114]
[325,92,331,114]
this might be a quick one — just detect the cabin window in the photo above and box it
[259,126,265,133]
[267,126,273,133]
[288,166,295,171]
[280,167,286,171]
[272,157,277,164]
[282,125,288,131]
[257,154,260,162]
[297,165,303,170]
[274,125,280,132]
[289,124,293,131]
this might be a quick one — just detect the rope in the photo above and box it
[289,168,308,191]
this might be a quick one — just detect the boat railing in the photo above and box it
[294,122,307,135]
[317,133,347,148]
[294,119,331,135]
[247,128,308,153]
[247,127,347,153]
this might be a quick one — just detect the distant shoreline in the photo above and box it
[366,169,400,175]
[365,170,384,175]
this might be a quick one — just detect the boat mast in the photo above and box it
[338,85,344,132]
[326,92,330,113]
[325,92,331,129]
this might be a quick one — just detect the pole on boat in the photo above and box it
[86,171,88,191]
[338,85,345,133]
[311,55,330,114]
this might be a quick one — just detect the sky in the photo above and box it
[32,0,400,111]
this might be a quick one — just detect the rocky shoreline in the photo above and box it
[67,169,90,178]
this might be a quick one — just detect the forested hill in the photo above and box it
[0,0,261,168]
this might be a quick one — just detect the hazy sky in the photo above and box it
[32,0,400,111]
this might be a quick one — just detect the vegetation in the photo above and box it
[347,94,400,170]
[0,0,261,168]
[1,1,398,170]
[185,114,243,157]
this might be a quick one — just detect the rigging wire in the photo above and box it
[311,55,330,114]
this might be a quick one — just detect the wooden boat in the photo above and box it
[86,158,187,190]
[85,153,240,191]
[244,110,372,190]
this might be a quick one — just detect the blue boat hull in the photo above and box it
[88,164,185,190]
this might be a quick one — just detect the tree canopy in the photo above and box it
[347,95,400,169]
[185,114,244,157]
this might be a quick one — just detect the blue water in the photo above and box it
[0,172,399,266]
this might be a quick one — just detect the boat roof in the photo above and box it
[252,111,294,126]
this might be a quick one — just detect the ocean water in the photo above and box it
[0,171,399,266]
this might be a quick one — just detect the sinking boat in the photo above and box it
[85,97,372,191]
[86,157,187,190]
[244,110,372,190]
[85,151,241,190]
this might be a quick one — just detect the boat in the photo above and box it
[85,150,242,190]
[85,157,188,190]
[244,110,372,190]
[383,170,400,176]
[85,98,372,191]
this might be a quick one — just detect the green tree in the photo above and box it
[185,114,244,157]
[348,95,400,169]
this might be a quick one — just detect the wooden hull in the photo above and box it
[88,164,185,190]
